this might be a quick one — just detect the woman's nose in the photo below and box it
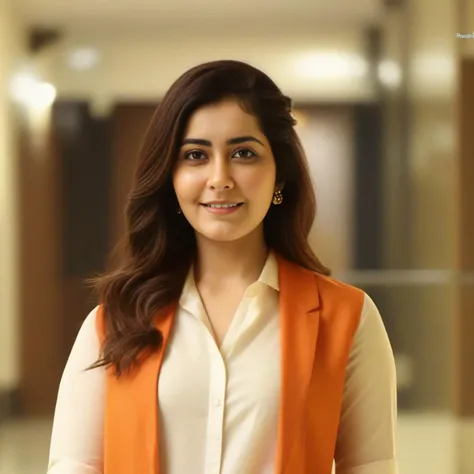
[207,158,235,190]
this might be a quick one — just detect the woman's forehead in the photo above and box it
[183,100,264,141]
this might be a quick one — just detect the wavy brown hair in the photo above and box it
[90,60,330,376]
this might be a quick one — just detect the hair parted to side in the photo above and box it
[89,59,330,376]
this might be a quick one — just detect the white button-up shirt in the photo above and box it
[48,252,398,474]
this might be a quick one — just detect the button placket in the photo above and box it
[204,350,227,474]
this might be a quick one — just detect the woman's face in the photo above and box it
[173,98,278,244]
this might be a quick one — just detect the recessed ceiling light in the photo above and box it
[67,47,100,71]
[295,52,369,80]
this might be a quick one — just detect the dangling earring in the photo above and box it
[272,190,283,205]
[177,207,182,214]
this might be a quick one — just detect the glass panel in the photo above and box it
[333,273,456,413]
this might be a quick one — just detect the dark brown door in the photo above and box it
[18,101,157,416]
[110,104,157,245]
[56,102,158,378]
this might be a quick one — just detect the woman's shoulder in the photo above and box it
[59,305,103,373]
[312,271,366,303]
[75,305,102,344]
[83,304,101,325]
[311,271,385,325]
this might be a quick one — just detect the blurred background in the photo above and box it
[0,0,472,472]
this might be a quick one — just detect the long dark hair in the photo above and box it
[90,60,330,376]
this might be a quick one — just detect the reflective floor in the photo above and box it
[0,414,459,474]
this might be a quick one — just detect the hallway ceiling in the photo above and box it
[13,0,384,33]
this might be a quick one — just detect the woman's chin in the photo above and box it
[195,225,255,244]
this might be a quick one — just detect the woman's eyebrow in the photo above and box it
[181,136,265,147]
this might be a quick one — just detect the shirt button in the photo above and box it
[214,398,221,407]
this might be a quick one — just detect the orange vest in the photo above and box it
[96,254,364,474]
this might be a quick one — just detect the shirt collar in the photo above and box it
[179,250,279,307]
[258,250,279,291]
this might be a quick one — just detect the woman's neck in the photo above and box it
[194,229,269,290]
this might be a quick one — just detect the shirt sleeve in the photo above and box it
[47,306,105,474]
[335,293,399,474]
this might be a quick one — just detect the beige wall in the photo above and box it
[407,0,459,409]
[458,0,474,58]
[296,109,355,271]
[381,5,410,269]
[0,0,23,390]
[380,0,460,412]
[457,3,474,472]
[383,0,461,268]
[408,0,459,268]
[385,0,474,471]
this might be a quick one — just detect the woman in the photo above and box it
[48,60,398,474]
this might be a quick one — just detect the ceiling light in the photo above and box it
[10,72,56,109]
[68,47,100,71]
[295,52,369,80]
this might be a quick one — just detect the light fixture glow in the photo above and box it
[295,52,369,80]
[378,60,402,89]
[32,82,57,108]
[10,72,57,109]
[67,47,100,71]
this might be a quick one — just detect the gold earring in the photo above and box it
[272,190,283,205]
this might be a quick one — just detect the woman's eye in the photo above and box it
[184,150,206,161]
[233,148,256,159]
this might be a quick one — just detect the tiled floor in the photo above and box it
[0,418,52,474]
[0,414,460,474]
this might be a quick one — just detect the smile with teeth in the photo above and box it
[203,203,242,208]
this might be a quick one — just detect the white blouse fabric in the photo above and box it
[48,252,399,474]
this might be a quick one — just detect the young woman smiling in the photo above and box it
[48,60,398,474]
